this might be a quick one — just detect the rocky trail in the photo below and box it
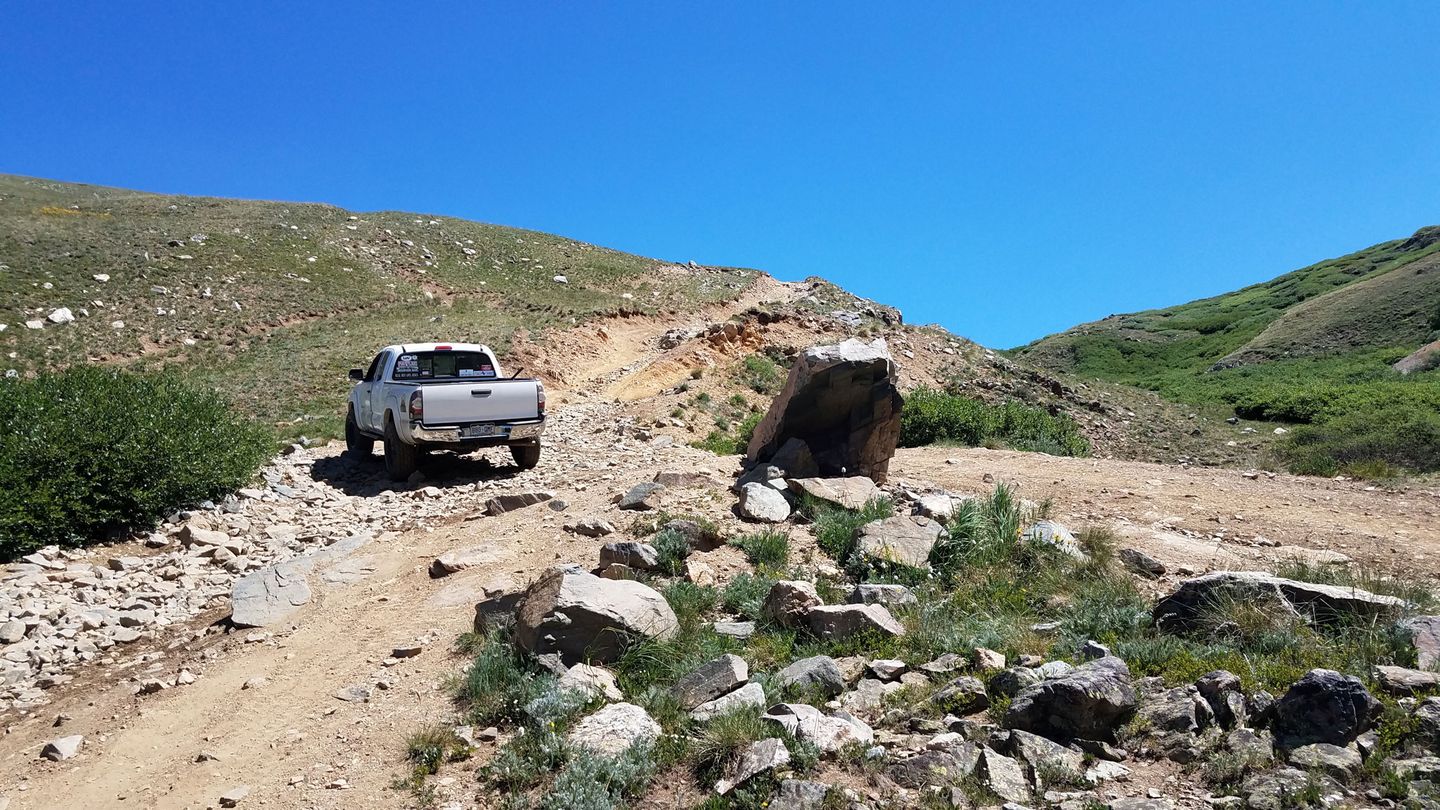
[3,303,1440,810]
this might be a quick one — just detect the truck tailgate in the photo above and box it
[419,380,540,425]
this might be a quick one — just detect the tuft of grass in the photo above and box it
[458,629,554,727]
[732,529,791,570]
[723,572,777,624]
[406,724,469,777]
[652,527,689,576]
[736,355,785,395]
[662,580,721,634]
[806,494,894,568]
[691,706,772,782]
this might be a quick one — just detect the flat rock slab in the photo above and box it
[856,515,943,569]
[430,546,506,578]
[484,491,554,516]
[1153,571,1405,632]
[787,477,881,511]
[230,560,312,628]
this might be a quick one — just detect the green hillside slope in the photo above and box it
[0,174,754,436]
[1013,226,1440,476]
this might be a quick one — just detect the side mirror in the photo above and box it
[348,369,364,382]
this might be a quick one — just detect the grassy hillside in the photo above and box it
[1013,227,1440,476]
[0,174,754,438]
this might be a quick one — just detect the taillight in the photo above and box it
[537,383,546,415]
[409,389,424,420]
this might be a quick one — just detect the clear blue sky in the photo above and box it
[3,3,1437,347]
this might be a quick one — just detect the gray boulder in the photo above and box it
[230,560,311,628]
[777,655,846,698]
[1374,664,1440,696]
[855,515,943,569]
[484,490,554,515]
[617,482,665,511]
[808,604,905,640]
[1153,571,1405,632]
[692,682,767,722]
[1194,670,1245,728]
[1004,656,1137,741]
[762,580,823,628]
[598,541,662,572]
[887,750,971,788]
[763,702,873,752]
[738,483,792,523]
[745,338,904,482]
[989,666,1042,698]
[514,566,679,664]
[1403,615,1440,670]
[770,779,830,810]
[1286,742,1362,779]
[786,476,881,510]
[1272,668,1380,749]
[928,676,989,715]
[563,517,616,537]
[1119,548,1166,578]
[671,654,748,710]
[567,702,660,756]
[1136,685,1213,734]
[1005,728,1085,786]
[1240,768,1342,810]
[848,583,917,607]
[41,734,84,761]
[715,738,790,795]
[977,746,1031,803]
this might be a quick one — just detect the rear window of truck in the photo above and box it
[391,351,497,381]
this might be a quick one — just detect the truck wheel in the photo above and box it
[345,408,374,460]
[383,417,420,481]
[510,442,541,470]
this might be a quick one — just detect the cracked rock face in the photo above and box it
[746,338,903,482]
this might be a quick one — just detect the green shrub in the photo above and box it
[662,581,721,633]
[732,529,790,570]
[737,355,785,395]
[1279,403,1440,477]
[899,387,1089,456]
[0,366,271,558]
[722,572,776,623]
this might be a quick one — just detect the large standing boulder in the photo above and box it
[1003,656,1137,741]
[514,566,679,664]
[745,338,904,483]
[1153,572,1404,633]
[1272,669,1381,749]
[855,515,943,569]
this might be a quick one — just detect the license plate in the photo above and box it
[461,425,507,439]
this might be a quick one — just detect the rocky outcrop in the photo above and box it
[746,339,904,482]
[514,566,678,664]
[1003,656,1137,741]
[1152,571,1405,632]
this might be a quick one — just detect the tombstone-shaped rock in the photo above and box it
[514,565,679,664]
[746,338,904,483]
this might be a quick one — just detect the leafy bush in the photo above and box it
[0,366,271,558]
[1278,403,1440,477]
[899,387,1089,456]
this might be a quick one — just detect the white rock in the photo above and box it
[46,308,74,324]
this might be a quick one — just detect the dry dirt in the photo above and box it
[3,290,1438,810]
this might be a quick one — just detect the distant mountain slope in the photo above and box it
[1014,226,1440,385]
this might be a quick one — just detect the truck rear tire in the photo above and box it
[383,417,421,481]
[345,408,374,460]
[510,442,541,470]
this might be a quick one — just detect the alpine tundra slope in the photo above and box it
[344,342,546,479]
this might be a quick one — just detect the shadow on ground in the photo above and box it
[309,449,525,497]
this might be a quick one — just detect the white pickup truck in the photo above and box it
[344,342,546,479]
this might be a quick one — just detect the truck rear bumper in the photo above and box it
[407,418,545,445]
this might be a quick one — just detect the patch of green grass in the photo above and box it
[457,629,555,727]
[691,706,772,783]
[405,724,470,777]
[736,354,785,395]
[805,494,894,568]
[662,581,721,633]
[732,528,791,570]
[899,387,1090,456]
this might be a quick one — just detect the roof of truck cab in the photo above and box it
[388,342,494,354]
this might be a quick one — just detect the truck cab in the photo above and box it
[345,343,546,480]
